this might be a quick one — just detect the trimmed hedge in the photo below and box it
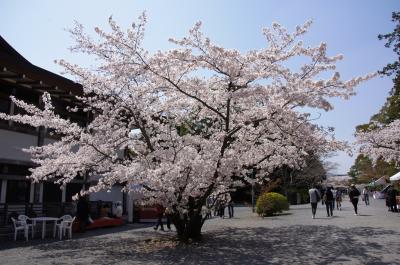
[256,192,289,217]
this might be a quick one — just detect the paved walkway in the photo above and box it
[1,198,399,264]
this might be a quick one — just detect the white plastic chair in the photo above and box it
[56,216,75,240]
[55,215,72,239]
[18,215,34,239]
[63,216,75,240]
[11,217,29,241]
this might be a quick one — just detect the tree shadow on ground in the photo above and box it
[0,223,153,251]
[30,225,400,265]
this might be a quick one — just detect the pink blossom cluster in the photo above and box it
[356,120,400,165]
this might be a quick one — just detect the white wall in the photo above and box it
[0,129,37,161]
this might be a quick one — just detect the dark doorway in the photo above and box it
[6,180,30,203]
[42,182,62,203]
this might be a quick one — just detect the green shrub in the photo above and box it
[256,192,289,216]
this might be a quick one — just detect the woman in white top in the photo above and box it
[362,187,370,206]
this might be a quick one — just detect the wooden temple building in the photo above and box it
[0,35,137,232]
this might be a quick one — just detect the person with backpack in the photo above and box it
[324,187,334,217]
[349,184,361,215]
[309,185,321,219]
[320,188,325,206]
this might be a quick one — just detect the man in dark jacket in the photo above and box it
[77,195,90,232]
[349,184,361,215]
[324,187,334,217]
[387,185,399,212]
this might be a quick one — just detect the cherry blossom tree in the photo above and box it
[355,13,400,169]
[356,120,400,165]
[0,14,374,240]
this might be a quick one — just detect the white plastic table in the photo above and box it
[31,217,59,239]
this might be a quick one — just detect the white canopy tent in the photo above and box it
[369,176,388,186]
[389,172,400,181]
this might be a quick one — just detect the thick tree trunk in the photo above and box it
[171,211,204,242]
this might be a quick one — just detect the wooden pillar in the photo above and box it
[61,186,66,203]
[8,88,16,127]
[0,179,7,203]
[127,192,133,223]
[29,182,35,203]
[39,183,43,203]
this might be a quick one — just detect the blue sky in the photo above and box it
[1,0,399,174]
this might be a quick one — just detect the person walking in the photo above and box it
[228,200,234,218]
[308,186,321,219]
[214,201,220,217]
[164,207,172,231]
[324,187,334,217]
[320,188,325,206]
[386,185,399,212]
[154,204,165,231]
[218,202,226,218]
[336,189,342,210]
[77,195,90,233]
[362,187,370,206]
[331,187,337,210]
[349,184,361,215]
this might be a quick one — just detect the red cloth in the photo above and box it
[73,217,124,232]
[139,207,158,219]
[156,205,164,214]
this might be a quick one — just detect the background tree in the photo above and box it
[269,154,327,188]
[378,12,400,77]
[293,155,328,187]
[263,153,330,204]
[355,12,400,178]
[348,154,397,183]
[0,14,372,241]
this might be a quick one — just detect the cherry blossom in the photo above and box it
[356,120,400,165]
[0,14,374,240]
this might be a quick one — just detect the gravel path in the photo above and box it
[1,198,399,265]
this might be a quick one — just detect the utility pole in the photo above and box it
[251,183,255,213]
